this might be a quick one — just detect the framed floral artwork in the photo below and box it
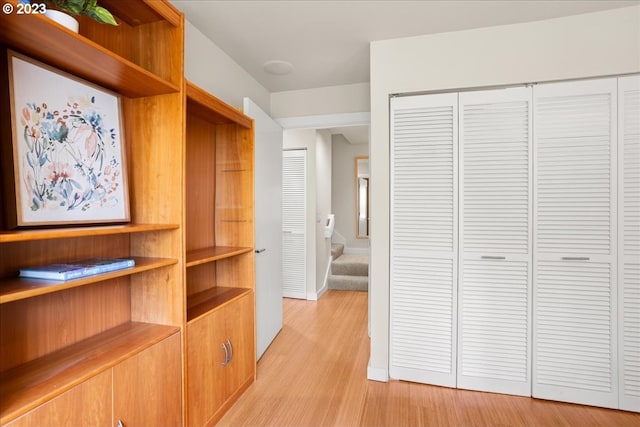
[6,51,129,227]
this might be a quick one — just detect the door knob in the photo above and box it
[255,248,266,253]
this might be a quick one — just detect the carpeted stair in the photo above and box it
[328,244,368,291]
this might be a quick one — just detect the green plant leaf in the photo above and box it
[90,6,118,25]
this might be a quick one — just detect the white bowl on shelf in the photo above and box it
[44,9,79,33]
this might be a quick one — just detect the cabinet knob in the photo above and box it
[116,420,124,427]
[221,342,230,366]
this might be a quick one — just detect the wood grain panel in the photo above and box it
[113,332,182,427]
[133,19,184,85]
[0,322,177,424]
[215,125,255,248]
[0,12,178,97]
[224,291,256,392]
[216,253,255,290]
[187,82,252,128]
[186,114,216,252]
[5,370,111,427]
[0,234,128,279]
[186,262,217,297]
[0,279,130,371]
[125,94,184,226]
[187,307,227,427]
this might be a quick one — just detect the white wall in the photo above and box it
[183,20,271,114]
[332,135,369,249]
[271,82,370,118]
[315,130,332,297]
[368,5,640,382]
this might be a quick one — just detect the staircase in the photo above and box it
[328,244,368,291]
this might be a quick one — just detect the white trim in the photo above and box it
[367,362,389,382]
[277,112,370,130]
[307,255,332,301]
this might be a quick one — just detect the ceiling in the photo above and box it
[172,0,635,145]
[172,0,636,93]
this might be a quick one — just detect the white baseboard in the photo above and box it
[367,363,389,382]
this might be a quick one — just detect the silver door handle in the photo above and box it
[481,256,506,260]
[562,257,590,261]
[221,342,229,366]
[226,338,233,362]
[255,248,266,253]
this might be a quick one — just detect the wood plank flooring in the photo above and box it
[218,291,640,427]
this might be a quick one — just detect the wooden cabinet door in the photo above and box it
[187,309,228,427]
[7,371,111,427]
[224,292,256,395]
[113,332,183,427]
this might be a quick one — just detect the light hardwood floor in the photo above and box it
[218,291,640,427]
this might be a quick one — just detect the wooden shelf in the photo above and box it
[100,0,181,27]
[0,11,179,98]
[187,287,252,323]
[0,224,179,243]
[185,246,253,268]
[0,257,177,304]
[186,81,253,128]
[0,322,180,425]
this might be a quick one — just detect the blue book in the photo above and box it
[19,258,135,281]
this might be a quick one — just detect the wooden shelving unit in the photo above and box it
[185,81,256,426]
[0,322,179,425]
[187,287,252,323]
[0,257,177,304]
[186,246,253,267]
[0,223,178,243]
[0,1,185,425]
[0,4,258,426]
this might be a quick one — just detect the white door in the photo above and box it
[618,75,640,412]
[243,98,283,360]
[282,149,307,299]
[458,86,532,396]
[533,78,618,409]
[390,93,458,387]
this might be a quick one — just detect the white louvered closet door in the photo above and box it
[282,149,307,299]
[533,78,618,409]
[618,75,640,413]
[390,93,458,387]
[458,87,532,396]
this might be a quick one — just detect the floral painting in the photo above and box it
[8,52,129,226]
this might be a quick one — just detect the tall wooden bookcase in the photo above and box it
[0,2,256,426]
[185,82,256,427]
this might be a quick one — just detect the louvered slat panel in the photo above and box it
[281,150,306,299]
[390,93,457,387]
[533,78,617,409]
[535,261,614,396]
[619,75,640,412]
[392,102,455,252]
[458,87,531,396]
[622,262,640,408]
[390,256,456,385]
[459,259,529,382]
[461,94,529,254]
[535,89,614,255]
